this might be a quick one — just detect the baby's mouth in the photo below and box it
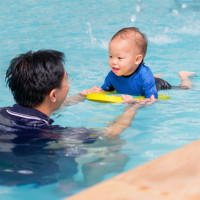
[112,67,120,73]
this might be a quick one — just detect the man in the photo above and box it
[2,49,141,138]
[0,50,142,186]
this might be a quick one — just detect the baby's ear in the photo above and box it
[135,54,143,65]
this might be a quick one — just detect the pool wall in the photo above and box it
[66,139,200,200]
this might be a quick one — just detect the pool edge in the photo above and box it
[65,139,200,200]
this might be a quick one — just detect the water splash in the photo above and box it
[86,22,108,49]
[149,34,178,45]
[131,15,136,23]
[99,39,109,49]
[172,9,179,16]
[86,22,97,44]
[182,3,187,9]
[136,5,141,12]
[178,21,200,35]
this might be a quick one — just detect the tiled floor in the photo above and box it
[66,139,200,200]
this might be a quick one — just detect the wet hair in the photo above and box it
[6,50,65,107]
[111,27,147,57]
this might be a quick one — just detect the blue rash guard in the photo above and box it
[101,63,158,99]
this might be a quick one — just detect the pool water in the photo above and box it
[0,0,200,199]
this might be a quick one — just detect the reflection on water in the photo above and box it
[0,129,77,187]
[0,124,128,196]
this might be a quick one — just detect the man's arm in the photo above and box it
[102,104,143,137]
[63,94,145,138]
[62,93,86,106]
[62,86,104,106]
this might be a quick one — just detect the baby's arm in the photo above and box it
[141,69,158,103]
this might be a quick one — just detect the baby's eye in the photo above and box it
[118,57,123,60]
[109,55,112,58]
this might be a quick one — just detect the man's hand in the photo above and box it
[81,85,104,96]
[121,94,157,104]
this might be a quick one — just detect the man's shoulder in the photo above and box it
[0,106,9,111]
[0,107,14,130]
[0,107,10,117]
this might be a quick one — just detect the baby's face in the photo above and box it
[108,38,140,76]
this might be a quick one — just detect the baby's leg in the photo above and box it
[179,71,196,89]
[153,73,164,78]
[155,77,172,91]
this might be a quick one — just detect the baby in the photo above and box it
[82,27,195,103]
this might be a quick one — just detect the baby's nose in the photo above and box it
[112,58,118,64]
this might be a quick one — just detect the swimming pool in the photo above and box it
[0,0,200,199]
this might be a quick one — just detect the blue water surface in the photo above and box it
[0,0,200,199]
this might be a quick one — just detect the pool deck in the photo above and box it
[66,139,200,200]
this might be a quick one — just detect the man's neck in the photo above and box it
[33,103,52,117]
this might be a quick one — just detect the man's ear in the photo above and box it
[135,54,143,65]
[49,89,57,103]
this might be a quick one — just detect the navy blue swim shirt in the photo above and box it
[0,104,100,186]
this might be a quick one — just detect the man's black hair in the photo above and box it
[6,50,65,107]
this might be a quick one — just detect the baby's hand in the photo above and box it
[81,85,103,96]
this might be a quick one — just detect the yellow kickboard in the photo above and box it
[87,93,170,103]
